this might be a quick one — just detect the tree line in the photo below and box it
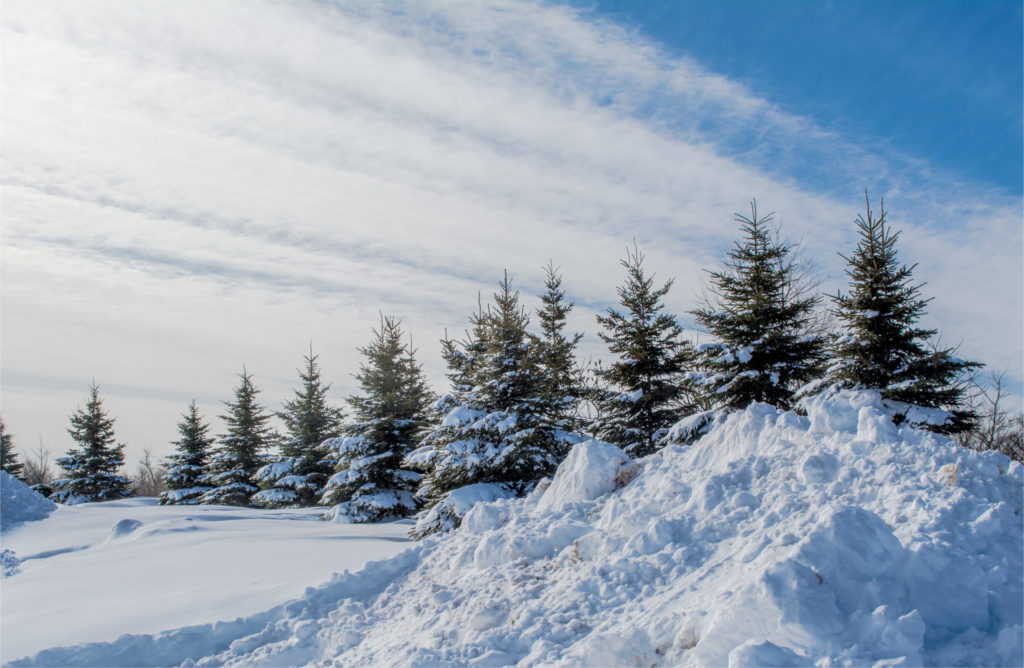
[2,196,1020,538]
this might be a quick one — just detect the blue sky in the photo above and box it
[1,0,1021,464]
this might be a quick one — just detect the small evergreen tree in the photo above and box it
[201,369,276,507]
[0,416,25,480]
[830,194,979,433]
[50,384,133,503]
[692,202,826,410]
[535,263,585,436]
[592,245,697,456]
[320,316,433,522]
[255,347,343,508]
[160,401,215,505]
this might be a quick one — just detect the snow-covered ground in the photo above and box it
[4,390,1023,666]
[0,491,411,662]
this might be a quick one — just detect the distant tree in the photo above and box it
[692,202,826,411]
[160,401,215,505]
[320,316,433,522]
[254,348,343,508]
[535,263,585,437]
[131,448,168,497]
[50,383,133,503]
[23,437,54,493]
[201,369,276,507]
[0,416,25,480]
[830,194,979,433]
[592,245,698,456]
[955,370,1023,462]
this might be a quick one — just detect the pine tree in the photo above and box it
[0,416,25,481]
[592,245,697,456]
[407,273,569,538]
[159,401,215,505]
[50,384,133,503]
[830,194,979,433]
[320,316,433,522]
[201,368,276,507]
[254,347,343,508]
[692,202,826,411]
[535,263,584,436]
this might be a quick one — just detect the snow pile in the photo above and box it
[0,471,56,532]
[12,390,1023,667]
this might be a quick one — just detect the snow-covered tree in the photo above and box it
[160,401,215,505]
[201,369,276,507]
[535,263,585,436]
[407,273,572,538]
[591,245,697,456]
[254,348,343,508]
[319,316,433,522]
[692,202,826,411]
[50,384,133,503]
[0,416,25,481]
[830,195,979,433]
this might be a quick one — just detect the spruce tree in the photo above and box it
[830,195,979,433]
[0,416,25,481]
[201,368,276,507]
[535,263,584,436]
[320,316,433,522]
[159,401,215,505]
[407,273,569,538]
[692,202,825,410]
[592,245,697,456]
[254,347,343,508]
[50,383,133,503]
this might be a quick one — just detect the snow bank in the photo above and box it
[12,390,1022,667]
[1,471,56,532]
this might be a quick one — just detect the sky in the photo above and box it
[2,0,1021,469]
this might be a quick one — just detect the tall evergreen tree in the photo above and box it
[592,245,697,456]
[692,202,826,410]
[255,347,343,508]
[50,384,133,503]
[0,416,25,481]
[407,273,570,538]
[201,368,276,507]
[830,195,979,433]
[160,401,215,505]
[535,263,584,436]
[320,316,433,522]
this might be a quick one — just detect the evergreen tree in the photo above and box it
[592,245,697,456]
[159,401,215,505]
[830,194,979,433]
[0,416,25,480]
[320,316,433,522]
[407,273,570,538]
[254,347,343,508]
[692,202,826,410]
[201,368,276,507]
[535,263,585,436]
[50,384,133,503]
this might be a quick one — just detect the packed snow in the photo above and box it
[0,471,56,532]
[6,390,1022,666]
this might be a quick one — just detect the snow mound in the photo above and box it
[1,471,56,532]
[12,390,1023,667]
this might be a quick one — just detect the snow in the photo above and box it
[6,389,1022,667]
[0,471,57,532]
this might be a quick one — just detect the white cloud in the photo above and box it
[2,0,1020,465]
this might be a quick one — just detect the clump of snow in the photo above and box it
[1,471,56,532]
[11,390,1023,667]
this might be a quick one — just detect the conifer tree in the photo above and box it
[830,195,979,433]
[0,416,25,481]
[159,401,215,505]
[535,263,584,436]
[692,202,825,410]
[201,368,276,506]
[407,273,569,538]
[50,383,133,503]
[255,347,343,508]
[320,316,433,522]
[592,245,697,456]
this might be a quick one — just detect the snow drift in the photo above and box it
[1,471,56,533]
[12,390,1023,667]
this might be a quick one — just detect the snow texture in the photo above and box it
[7,390,1023,667]
[0,471,56,532]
